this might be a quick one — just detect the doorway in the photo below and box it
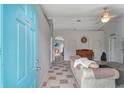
[53,36,64,63]
[109,35,117,62]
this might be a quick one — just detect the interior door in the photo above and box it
[109,36,116,62]
[0,4,3,88]
[3,4,38,88]
[67,40,76,57]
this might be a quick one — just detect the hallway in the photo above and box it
[41,62,78,88]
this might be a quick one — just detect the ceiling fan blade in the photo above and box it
[108,15,117,21]
[95,20,105,24]
[111,15,117,18]
[95,21,100,24]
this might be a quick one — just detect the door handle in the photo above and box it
[36,67,41,70]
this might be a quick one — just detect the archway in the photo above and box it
[53,36,64,63]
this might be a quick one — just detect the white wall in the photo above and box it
[37,6,52,87]
[53,30,104,61]
[103,15,124,64]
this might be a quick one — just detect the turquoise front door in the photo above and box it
[0,4,3,88]
[3,4,38,88]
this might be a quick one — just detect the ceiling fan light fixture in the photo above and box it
[100,7,112,23]
[101,12,111,23]
[101,17,110,23]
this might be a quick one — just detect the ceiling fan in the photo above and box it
[100,7,116,23]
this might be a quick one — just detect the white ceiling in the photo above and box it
[41,4,124,31]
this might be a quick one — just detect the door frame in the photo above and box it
[109,35,116,62]
[50,37,53,63]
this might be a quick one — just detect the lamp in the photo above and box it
[101,12,111,23]
[101,17,110,23]
[101,7,112,23]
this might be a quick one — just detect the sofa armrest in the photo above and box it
[83,68,119,79]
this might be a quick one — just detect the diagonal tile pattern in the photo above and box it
[41,62,78,88]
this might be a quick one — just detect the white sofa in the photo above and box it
[70,57,120,88]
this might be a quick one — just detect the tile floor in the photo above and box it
[41,62,78,88]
